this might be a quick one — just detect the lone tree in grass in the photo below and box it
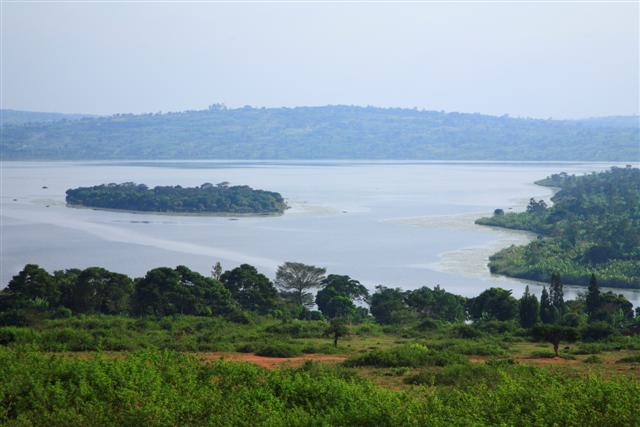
[325,317,349,348]
[275,262,326,307]
[532,324,579,357]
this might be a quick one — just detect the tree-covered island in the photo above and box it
[65,182,288,214]
[476,167,640,289]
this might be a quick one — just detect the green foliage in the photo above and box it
[255,343,303,358]
[532,324,580,356]
[315,274,368,320]
[132,266,233,316]
[583,355,603,364]
[478,167,640,288]
[220,264,279,313]
[66,182,287,214]
[3,347,637,426]
[616,354,640,364]
[3,106,639,160]
[369,286,415,325]
[518,286,539,328]
[405,285,466,322]
[344,343,468,368]
[467,288,518,321]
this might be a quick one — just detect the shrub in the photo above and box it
[616,354,640,364]
[450,324,483,339]
[582,322,616,341]
[583,355,603,364]
[255,343,302,358]
[344,343,468,368]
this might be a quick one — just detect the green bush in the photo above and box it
[616,354,640,364]
[1,347,639,426]
[344,343,468,368]
[583,355,603,364]
[255,343,302,358]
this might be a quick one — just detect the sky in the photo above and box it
[1,1,638,119]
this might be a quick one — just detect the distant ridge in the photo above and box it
[1,105,638,161]
[0,109,98,126]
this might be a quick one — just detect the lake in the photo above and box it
[1,160,638,306]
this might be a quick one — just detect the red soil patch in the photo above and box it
[197,352,347,369]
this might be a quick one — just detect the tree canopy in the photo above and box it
[477,167,640,288]
[66,182,287,214]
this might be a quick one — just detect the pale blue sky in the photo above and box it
[1,1,638,118]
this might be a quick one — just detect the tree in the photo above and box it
[532,324,579,357]
[526,198,547,215]
[315,275,368,320]
[405,285,465,322]
[518,286,539,328]
[211,261,222,281]
[539,286,556,324]
[585,273,601,321]
[7,264,60,307]
[325,318,349,348]
[220,264,278,313]
[494,208,504,216]
[467,288,518,321]
[132,266,232,316]
[275,262,326,308]
[68,267,133,314]
[369,286,414,324]
[549,273,565,314]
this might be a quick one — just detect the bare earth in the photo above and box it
[196,352,347,369]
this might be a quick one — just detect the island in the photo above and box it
[476,166,640,289]
[65,182,287,215]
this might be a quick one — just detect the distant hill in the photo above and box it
[1,106,638,160]
[0,109,97,126]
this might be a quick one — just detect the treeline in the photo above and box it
[2,263,637,346]
[2,105,639,160]
[476,167,640,288]
[65,182,287,214]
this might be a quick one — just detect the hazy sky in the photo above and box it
[1,2,638,118]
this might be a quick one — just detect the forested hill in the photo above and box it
[0,109,96,126]
[1,106,638,160]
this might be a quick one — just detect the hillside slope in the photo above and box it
[1,106,638,160]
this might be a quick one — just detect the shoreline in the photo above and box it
[65,203,286,218]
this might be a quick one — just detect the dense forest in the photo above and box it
[65,182,287,214]
[2,106,638,160]
[476,167,640,288]
[1,261,639,425]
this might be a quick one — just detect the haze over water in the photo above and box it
[2,161,638,306]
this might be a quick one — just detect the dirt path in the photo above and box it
[196,352,347,369]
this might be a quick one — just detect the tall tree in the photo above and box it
[275,262,326,308]
[549,273,565,313]
[585,273,601,321]
[211,261,222,281]
[519,286,539,328]
[539,286,555,324]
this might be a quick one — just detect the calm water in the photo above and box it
[1,161,638,306]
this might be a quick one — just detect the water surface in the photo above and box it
[2,160,637,305]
